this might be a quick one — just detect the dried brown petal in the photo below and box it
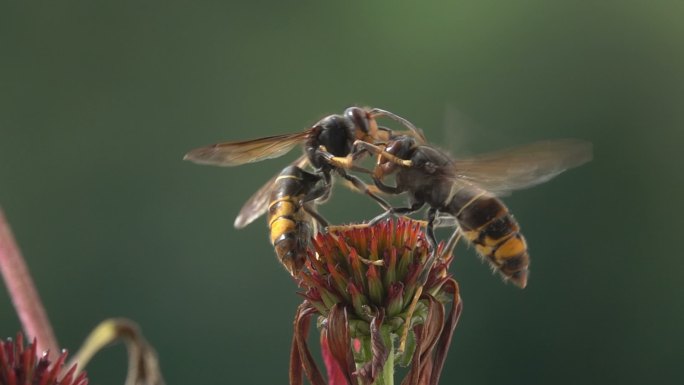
[353,311,388,385]
[292,303,325,385]
[429,279,463,385]
[325,305,358,385]
[403,295,445,385]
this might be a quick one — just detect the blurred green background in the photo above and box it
[1,1,682,384]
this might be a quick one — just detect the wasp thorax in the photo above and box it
[315,115,355,157]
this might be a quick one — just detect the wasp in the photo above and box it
[184,107,422,274]
[263,165,330,275]
[354,136,593,288]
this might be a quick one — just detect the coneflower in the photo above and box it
[0,333,88,385]
[290,218,462,385]
[1,209,164,385]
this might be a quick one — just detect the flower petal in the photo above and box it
[324,305,358,385]
[428,279,463,385]
[292,303,326,385]
[403,295,445,385]
[320,334,348,385]
[354,310,388,385]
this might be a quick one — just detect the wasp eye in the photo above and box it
[344,107,370,134]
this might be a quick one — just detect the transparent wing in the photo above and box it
[236,154,392,229]
[184,130,311,167]
[451,139,593,195]
[233,155,310,229]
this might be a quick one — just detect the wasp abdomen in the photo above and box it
[268,195,309,275]
[268,197,297,234]
[266,166,319,275]
[454,193,530,288]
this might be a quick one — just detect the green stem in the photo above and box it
[374,329,395,385]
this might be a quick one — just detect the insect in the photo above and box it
[265,164,330,275]
[354,136,593,288]
[184,107,423,274]
[184,107,422,230]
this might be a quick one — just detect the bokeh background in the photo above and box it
[1,1,683,384]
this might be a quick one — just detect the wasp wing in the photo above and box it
[450,139,592,195]
[233,154,310,229]
[184,130,312,167]
[236,155,391,229]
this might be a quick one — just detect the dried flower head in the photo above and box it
[290,218,462,385]
[0,333,88,385]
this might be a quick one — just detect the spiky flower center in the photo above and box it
[0,333,88,385]
[298,218,453,333]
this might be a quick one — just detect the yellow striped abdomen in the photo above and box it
[268,197,298,244]
[266,166,317,275]
[453,193,530,288]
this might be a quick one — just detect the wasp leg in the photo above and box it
[336,168,394,212]
[339,179,385,196]
[327,175,398,233]
[314,146,391,210]
[351,141,410,166]
[333,215,427,233]
[326,223,373,232]
[367,201,425,226]
[352,139,390,161]
[433,215,458,229]
[440,226,463,260]
[299,176,332,229]
[315,170,333,203]
[425,208,438,251]
[352,141,413,167]
[317,146,374,174]
[302,204,329,230]
[420,212,460,285]
[372,175,404,195]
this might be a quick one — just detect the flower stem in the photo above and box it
[0,208,59,357]
[374,328,394,385]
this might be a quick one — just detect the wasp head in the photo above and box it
[375,135,418,178]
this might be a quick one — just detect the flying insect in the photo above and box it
[354,136,593,288]
[184,107,422,229]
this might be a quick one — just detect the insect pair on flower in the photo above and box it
[184,107,591,384]
[184,106,591,287]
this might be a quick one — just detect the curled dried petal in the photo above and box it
[354,311,388,385]
[403,295,445,385]
[429,279,463,385]
[325,305,358,385]
[292,303,325,385]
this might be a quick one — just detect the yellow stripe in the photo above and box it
[455,191,488,217]
[494,235,527,261]
[462,230,479,242]
[268,195,294,211]
[475,244,497,259]
[269,209,296,228]
[270,218,296,244]
[275,175,302,182]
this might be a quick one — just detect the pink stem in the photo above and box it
[0,208,59,357]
